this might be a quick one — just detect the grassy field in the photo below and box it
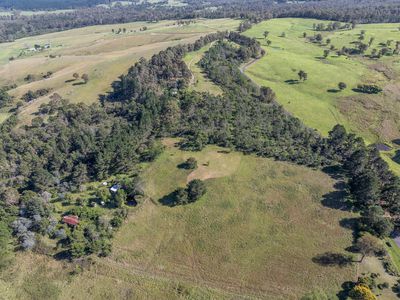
[113,140,357,299]
[0,18,239,124]
[0,140,358,299]
[183,43,223,95]
[243,18,400,172]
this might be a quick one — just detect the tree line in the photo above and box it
[2,0,400,42]
[0,0,108,10]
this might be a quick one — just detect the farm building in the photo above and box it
[62,215,79,226]
[110,184,121,193]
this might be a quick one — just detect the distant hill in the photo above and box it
[0,0,112,10]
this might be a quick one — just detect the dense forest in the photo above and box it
[1,0,400,42]
[0,0,109,10]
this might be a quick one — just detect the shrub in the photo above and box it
[187,179,206,202]
[174,187,189,205]
[338,82,347,90]
[170,180,207,206]
[180,157,198,170]
[355,84,382,94]
[0,89,12,108]
[349,284,377,300]
[382,258,399,276]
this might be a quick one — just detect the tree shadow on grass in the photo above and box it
[284,79,299,85]
[327,88,340,93]
[159,191,177,207]
[217,150,231,154]
[72,82,86,86]
[340,217,360,243]
[65,79,75,83]
[177,162,190,169]
[321,190,350,211]
[53,249,71,261]
[337,281,356,300]
[339,217,359,231]
[312,252,354,268]
[322,165,345,180]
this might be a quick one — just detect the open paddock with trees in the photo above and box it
[243,18,400,174]
[0,18,239,124]
[1,1,400,297]
[0,141,358,299]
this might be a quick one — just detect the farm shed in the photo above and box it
[62,215,79,226]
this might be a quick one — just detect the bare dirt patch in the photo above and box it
[186,150,242,183]
[369,62,398,80]
[384,83,400,102]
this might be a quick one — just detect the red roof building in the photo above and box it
[62,215,79,226]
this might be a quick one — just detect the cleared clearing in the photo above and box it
[183,43,223,95]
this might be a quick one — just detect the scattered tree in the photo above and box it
[180,157,198,170]
[298,70,308,81]
[81,74,89,84]
[113,189,126,208]
[338,82,347,90]
[349,284,377,300]
[187,179,207,202]
[260,86,276,103]
[355,84,382,94]
[355,234,384,263]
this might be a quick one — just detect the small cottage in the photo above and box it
[110,184,121,193]
[62,215,79,226]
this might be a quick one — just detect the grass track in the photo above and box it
[183,43,223,95]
